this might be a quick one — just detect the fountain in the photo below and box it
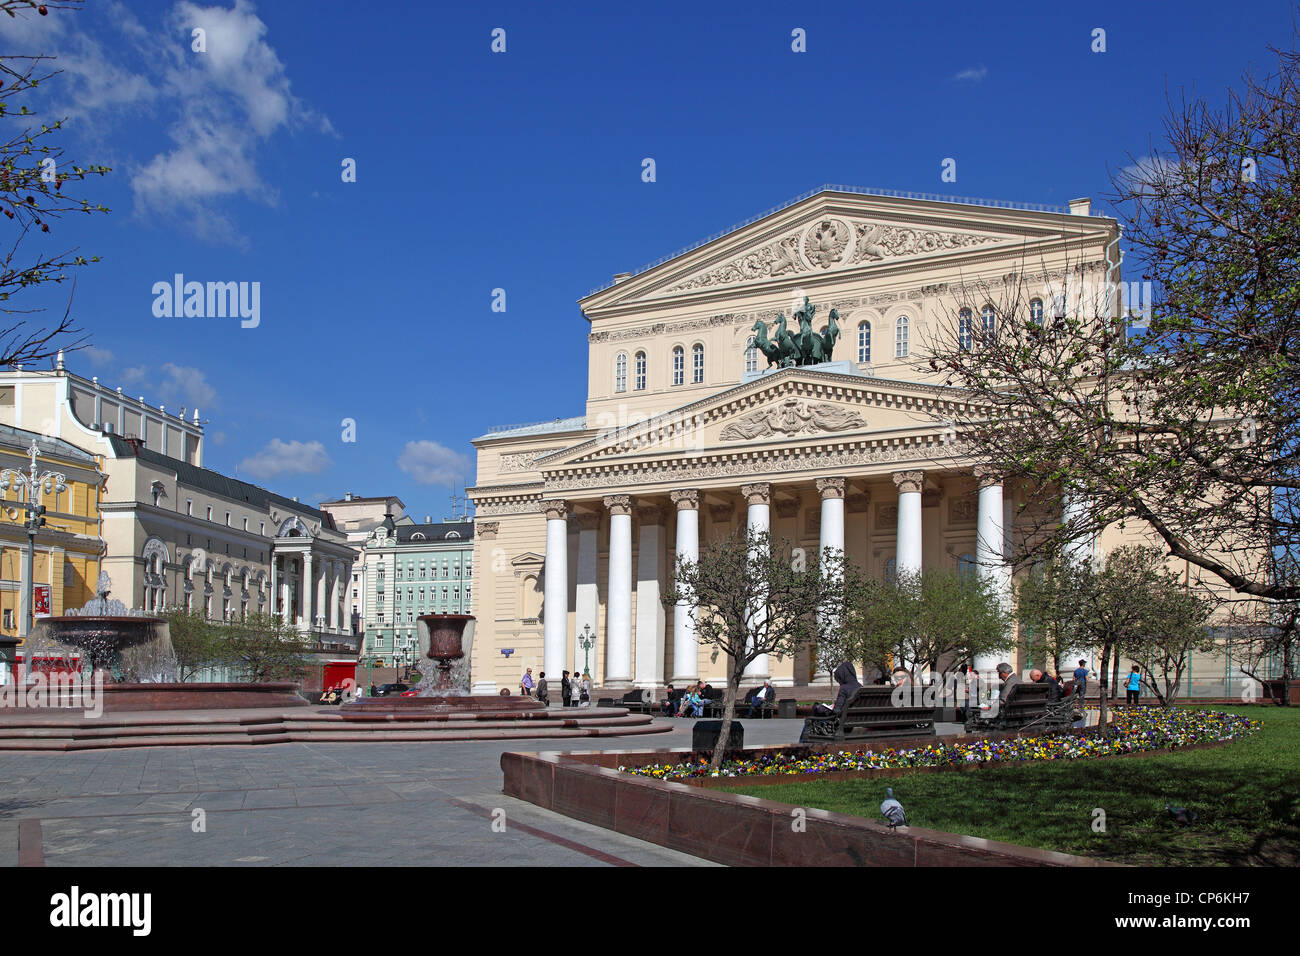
[7,572,308,712]
[342,613,542,715]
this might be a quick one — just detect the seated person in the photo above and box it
[661,684,678,717]
[747,680,774,718]
[677,684,703,718]
[1029,668,1062,701]
[814,661,861,717]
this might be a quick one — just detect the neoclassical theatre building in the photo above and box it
[468,186,1125,693]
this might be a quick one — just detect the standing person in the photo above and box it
[520,667,534,697]
[1072,659,1091,700]
[579,671,591,707]
[561,670,572,708]
[1125,665,1142,706]
[536,671,549,706]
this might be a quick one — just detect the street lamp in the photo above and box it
[577,623,595,676]
[0,439,67,639]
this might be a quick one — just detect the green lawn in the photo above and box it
[721,706,1300,866]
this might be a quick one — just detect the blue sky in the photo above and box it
[0,0,1293,516]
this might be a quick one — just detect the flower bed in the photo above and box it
[622,708,1256,780]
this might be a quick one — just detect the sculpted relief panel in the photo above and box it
[665,219,1002,293]
[719,398,867,441]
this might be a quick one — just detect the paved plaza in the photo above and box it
[0,716,816,867]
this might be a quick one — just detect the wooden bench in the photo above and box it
[964,680,1078,734]
[799,686,936,743]
[618,689,654,714]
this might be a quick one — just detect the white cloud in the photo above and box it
[5,0,331,245]
[81,346,115,366]
[155,362,218,412]
[1118,154,1180,197]
[953,66,988,83]
[239,439,333,480]
[397,440,471,487]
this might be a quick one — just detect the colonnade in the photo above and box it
[539,468,1015,688]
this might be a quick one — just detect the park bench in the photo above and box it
[963,680,1078,734]
[798,685,936,743]
[618,689,654,714]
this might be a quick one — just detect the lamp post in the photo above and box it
[577,623,595,677]
[0,439,67,640]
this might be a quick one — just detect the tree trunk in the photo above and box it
[1097,641,1111,736]
[708,666,744,772]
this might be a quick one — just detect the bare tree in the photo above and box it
[667,529,840,771]
[1,0,110,366]
[925,35,1300,601]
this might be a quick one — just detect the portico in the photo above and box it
[468,186,1118,693]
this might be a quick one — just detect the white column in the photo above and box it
[742,483,770,680]
[315,558,327,629]
[974,466,1012,673]
[634,505,666,688]
[893,471,924,578]
[331,571,342,630]
[670,489,699,684]
[816,477,846,680]
[541,500,569,680]
[1061,486,1095,672]
[604,494,633,687]
[574,512,599,678]
[277,559,289,621]
[300,553,313,629]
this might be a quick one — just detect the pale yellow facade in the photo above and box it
[468,188,1240,695]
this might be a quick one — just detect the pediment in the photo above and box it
[581,188,1114,309]
[536,367,971,470]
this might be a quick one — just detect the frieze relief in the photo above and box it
[665,218,1003,293]
[499,452,541,474]
[719,398,867,442]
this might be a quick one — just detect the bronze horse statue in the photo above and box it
[750,298,841,369]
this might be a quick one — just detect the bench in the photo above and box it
[799,686,936,743]
[618,689,654,714]
[964,680,1078,734]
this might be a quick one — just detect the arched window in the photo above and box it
[958,309,973,350]
[1029,298,1044,325]
[614,352,627,393]
[857,321,871,363]
[894,315,910,358]
[634,351,647,390]
[672,346,684,386]
[744,336,758,373]
[981,304,997,343]
[692,343,704,383]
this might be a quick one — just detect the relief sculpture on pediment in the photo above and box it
[719,398,866,442]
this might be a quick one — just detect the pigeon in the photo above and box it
[1166,803,1198,825]
[881,787,907,829]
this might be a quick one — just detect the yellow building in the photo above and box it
[0,424,105,640]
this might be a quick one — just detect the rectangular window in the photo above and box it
[225,511,231,526]
[186,500,193,516]
[206,506,213,521]
[243,517,248,531]
[2,608,11,630]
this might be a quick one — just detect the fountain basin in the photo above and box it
[340,693,544,717]
[0,681,311,712]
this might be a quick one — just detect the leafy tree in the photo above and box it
[160,607,224,683]
[216,611,314,684]
[667,529,840,771]
[1016,559,1091,676]
[1,0,111,365]
[1118,562,1217,706]
[844,567,1013,685]
[925,35,1300,601]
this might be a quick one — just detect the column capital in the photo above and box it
[603,494,633,516]
[571,512,599,532]
[540,499,568,520]
[740,482,771,506]
[973,464,1003,488]
[892,470,924,494]
[815,476,846,500]
[670,488,699,511]
[476,520,500,538]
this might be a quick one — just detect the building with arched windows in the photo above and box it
[468,186,1246,696]
[0,360,357,663]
